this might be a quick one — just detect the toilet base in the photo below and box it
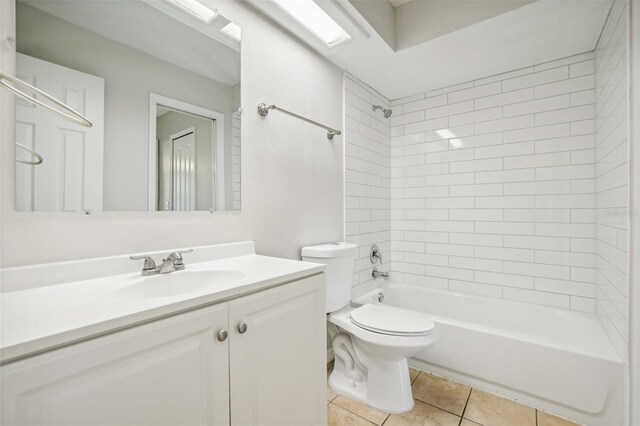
[329,357,415,413]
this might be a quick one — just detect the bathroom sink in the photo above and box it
[113,269,246,299]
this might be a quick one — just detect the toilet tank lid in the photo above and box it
[301,242,358,258]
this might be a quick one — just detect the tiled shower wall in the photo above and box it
[344,74,391,298]
[594,0,629,358]
[388,52,598,312]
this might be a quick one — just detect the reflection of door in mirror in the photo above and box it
[15,53,105,212]
[153,100,222,212]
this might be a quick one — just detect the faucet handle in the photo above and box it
[166,249,193,268]
[130,255,156,272]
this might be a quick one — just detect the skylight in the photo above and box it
[221,22,242,41]
[164,0,217,24]
[270,0,351,46]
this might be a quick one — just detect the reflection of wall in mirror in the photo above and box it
[157,111,214,211]
[16,2,238,211]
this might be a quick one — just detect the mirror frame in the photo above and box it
[148,93,226,212]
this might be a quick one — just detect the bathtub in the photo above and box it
[355,284,623,426]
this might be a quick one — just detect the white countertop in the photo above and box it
[0,245,324,364]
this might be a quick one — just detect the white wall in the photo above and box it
[0,0,344,267]
[16,3,235,211]
[388,52,598,312]
[344,74,391,298]
[594,0,629,362]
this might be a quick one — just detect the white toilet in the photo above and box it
[301,242,437,413]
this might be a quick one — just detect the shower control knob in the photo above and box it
[238,322,248,334]
[217,330,228,342]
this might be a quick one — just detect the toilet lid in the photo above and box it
[350,303,435,336]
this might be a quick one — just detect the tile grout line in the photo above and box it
[459,387,474,424]
[328,401,377,426]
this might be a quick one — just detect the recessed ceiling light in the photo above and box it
[221,22,242,41]
[270,0,351,46]
[164,0,217,24]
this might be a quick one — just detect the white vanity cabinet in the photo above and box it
[1,274,326,426]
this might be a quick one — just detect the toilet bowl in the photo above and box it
[300,242,437,413]
[328,303,436,412]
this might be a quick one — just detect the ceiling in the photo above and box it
[330,0,612,100]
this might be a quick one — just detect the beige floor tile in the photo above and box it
[411,372,471,415]
[459,419,481,426]
[409,367,420,383]
[537,410,580,426]
[464,389,535,426]
[332,395,389,425]
[384,399,461,426]
[328,403,375,426]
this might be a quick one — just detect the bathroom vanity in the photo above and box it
[0,242,327,425]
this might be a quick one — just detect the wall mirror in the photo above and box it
[14,0,241,212]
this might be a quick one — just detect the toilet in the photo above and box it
[301,242,437,413]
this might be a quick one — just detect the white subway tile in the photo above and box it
[475,115,535,134]
[475,195,534,209]
[449,184,503,197]
[476,169,535,184]
[449,280,503,297]
[402,94,448,113]
[448,82,501,103]
[503,95,571,118]
[449,107,502,127]
[534,277,595,297]
[535,105,595,126]
[503,261,570,280]
[449,256,502,272]
[504,235,571,251]
[570,60,594,78]
[534,135,594,153]
[424,101,474,120]
[475,270,534,289]
[503,287,571,308]
[449,208,503,221]
[503,123,571,143]
[475,247,534,263]
[450,158,503,173]
[475,88,534,110]
[503,209,571,223]
[534,52,594,72]
[534,75,594,99]
[504,152,571,169]
[502,67,569,92]
[475,141,534,159]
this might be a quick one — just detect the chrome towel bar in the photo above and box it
[16,143,43,166]
[0,70,93,128]
[257,103,341,140]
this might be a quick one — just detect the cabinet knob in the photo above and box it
[217,330,228,342]
[238,322,248,334]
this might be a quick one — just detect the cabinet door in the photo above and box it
[1,304,230,426]
[229,274,326,426]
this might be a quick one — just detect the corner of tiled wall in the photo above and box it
[344,73,392,299]
[594,0,629,360]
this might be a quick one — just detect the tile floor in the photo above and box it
[326,362,580,426]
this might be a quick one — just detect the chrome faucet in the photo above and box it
[130,249,193,276]
[372,267,390,280]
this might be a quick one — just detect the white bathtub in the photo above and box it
[356,284,623,426]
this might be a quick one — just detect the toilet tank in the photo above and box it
[301,242,358,313]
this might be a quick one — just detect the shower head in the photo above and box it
[372,105,392,118]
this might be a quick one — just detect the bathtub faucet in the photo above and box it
[372,267,390,280]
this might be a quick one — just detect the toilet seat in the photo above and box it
[350,303,435,337]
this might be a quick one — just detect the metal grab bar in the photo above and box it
[0,70,92,128]
[257,103,341,140]
[16,143,43,165]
